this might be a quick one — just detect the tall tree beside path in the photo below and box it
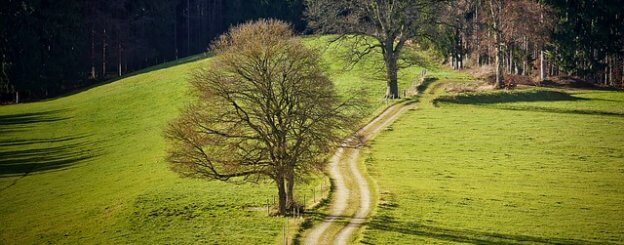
[165,19,361,215]
[305,0,446,99]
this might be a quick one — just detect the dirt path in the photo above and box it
[304,100,417,245]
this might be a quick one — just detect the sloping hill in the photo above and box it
[1,55,288,244]
[0,36,438,244]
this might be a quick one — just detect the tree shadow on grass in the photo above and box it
[0,109,72,134]
[364,217,608,245]
[497,106,624,117]
[433,90,624,117]
[0,136,85,147]
[0,141,101,177]
[0,134,102,192]
[417,77,439,95]
[434,90,585,105]
[0,110,70,126]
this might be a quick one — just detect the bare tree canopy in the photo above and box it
[305,0,447,99]
[165,19,361,215]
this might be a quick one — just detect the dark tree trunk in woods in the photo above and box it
[118,32,122,77]
[174,23,178,59]
[186,0,190,56]
[489,0,504,88]
[102,28,107,77]
[91,28,96,79]
[494,28,503,88]
[118,43,122,77]
[540,49,546,80]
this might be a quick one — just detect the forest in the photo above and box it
[1,0,623,102]
[0,0,306,101]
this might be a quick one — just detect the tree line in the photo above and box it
[1,0,622,103]
[440,0,623,88]
[0,0,306,102]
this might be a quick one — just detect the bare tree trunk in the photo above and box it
[522,37,528,76]
[174,23,178,60]
[15,91,19,104]
[276,176,287,215]
[118,34,122,77]
[384,52,399,99]
[604,55,609,85]
[609,55,614,86]
[102,28,107,78]
[475,0,481,67]
[90,28,96,79]
[509,45,514,74]
[495,41,503,88]
[286,167,295,208]
[459,52,464,70]
[490,0,504,88]
[540,49,546,81]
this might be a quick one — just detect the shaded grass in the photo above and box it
[435,90,584,105]
[362,84,624,244]
[437,89,624,117]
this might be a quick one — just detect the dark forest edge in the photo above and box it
[0,0,306,103]
[1,0,623,104]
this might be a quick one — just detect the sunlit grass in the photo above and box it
[0,35,414,244]
[362,82,624,243]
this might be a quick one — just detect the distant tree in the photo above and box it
[305,0,446,99]
[165,20,360,215]
[484,0,505,88]
[438,0,476,70]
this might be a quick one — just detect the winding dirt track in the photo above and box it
[304,100,416,245]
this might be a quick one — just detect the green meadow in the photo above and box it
[0,36,436,244]
[3,33,622,244]
[361,81,624,243]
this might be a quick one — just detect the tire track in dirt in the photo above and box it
[304,100,417,245]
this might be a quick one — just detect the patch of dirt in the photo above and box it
[540,76,597,89]
[506,75,538,86]
[304,101,415,245]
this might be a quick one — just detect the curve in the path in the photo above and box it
[304,146,350,244]
[304,100,417,245]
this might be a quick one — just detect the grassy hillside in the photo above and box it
[361,80,624,243]
[0,56,289,244]
[0,36,437,243]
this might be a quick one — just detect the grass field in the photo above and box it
[361,81,624,243]
[0,36,436,243]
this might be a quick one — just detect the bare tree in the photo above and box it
[486,0,505,88]
[165,19,361,215]
[305,0,446,99]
